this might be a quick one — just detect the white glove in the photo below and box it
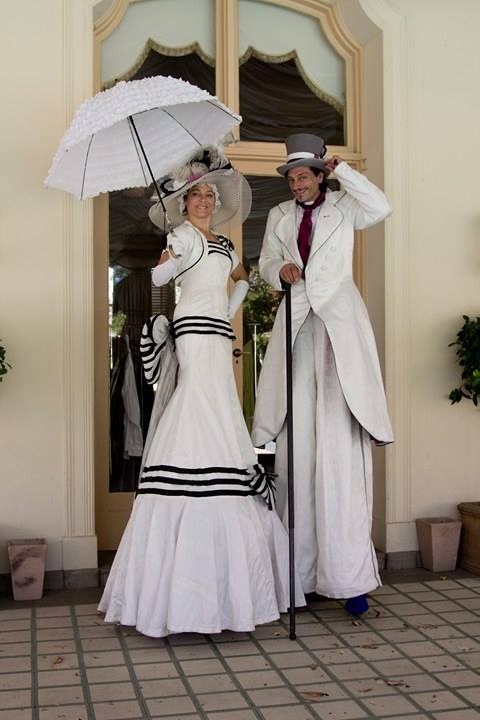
[228,279,249,319]
[151,256,180,287]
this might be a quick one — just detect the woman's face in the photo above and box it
[185,183,216,222]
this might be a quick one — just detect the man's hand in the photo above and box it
[325,155,344,172]
[279,263,301,284]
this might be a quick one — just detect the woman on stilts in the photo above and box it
[99,146,305,638]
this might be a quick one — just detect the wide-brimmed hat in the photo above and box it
[149,147,251,232]
[276,133,330,176]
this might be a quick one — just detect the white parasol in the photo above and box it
[45,75,241,204]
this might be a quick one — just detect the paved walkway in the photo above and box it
[1,571,480,719]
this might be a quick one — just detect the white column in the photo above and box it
[60,0,103,569]
[359,0,415,553]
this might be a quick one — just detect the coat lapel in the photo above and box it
[274,202,303,268]
[309,198,344,260]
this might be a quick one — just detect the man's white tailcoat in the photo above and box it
[252,162,394,447]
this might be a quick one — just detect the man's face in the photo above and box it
[287,166,323,204]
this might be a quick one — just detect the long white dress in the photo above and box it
[99,221,305,638]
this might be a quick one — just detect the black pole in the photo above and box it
[128,115,170,231]
[283,282,296,640]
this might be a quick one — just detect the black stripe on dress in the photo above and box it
[143,464,250,474]
[137,488,256,499]
[172,315,232,329]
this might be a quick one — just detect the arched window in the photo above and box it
[94,0,363,541]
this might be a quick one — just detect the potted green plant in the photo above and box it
[0,339,12,382]
[449,315,480,405]
[449,315,480,575]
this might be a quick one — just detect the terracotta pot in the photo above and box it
[7,538,47,600]
[416,517,462,572]
[457,503,480,575]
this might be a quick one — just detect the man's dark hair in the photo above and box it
[312,167,328,193]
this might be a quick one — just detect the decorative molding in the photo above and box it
[226,141,364,174]
[359,0,412,532]
[94,0,131,44]
[239,46,344,114]
[102,38,215,89]
[216,0,239,120]
[258,0,362,152]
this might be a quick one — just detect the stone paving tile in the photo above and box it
[455,597,480,609]
[86,665,131,683]
[146,695,197,715]
[268,650,317,668]
[138,677,188,698]
[359,693,420,716]
[404,591,446,601]
[410,689,469,711]
[205,711,257,720]
[434,668,480,687]
[441,588,480,600]
[197,690,249,712]
[389,672,445,693]
[455,685,480,705]
[234,669,283,689]
[36,639,77,655]
[37,652,78,670]
[0,710,33,720]
[37,684,84,705]
[259,708,315,720]
[133,660,178,679]
[297,681,349,701]
[0,671,32,690]
[436,637,480,653]
[456,651,480,669]
[375,627,424,643]
[456,622,480,635]
[36,616,73,629]
[181,657,232,675]
[93,699,143,719]
[0,641,32,656]
[371,657,423,676]
[395,639,443,657]
[439,611,480,624]
[345,677,400,697]
[329,662,379,681]
[416,625,466,640]
[89,681,137,701]
[281,665,330,684]
[353,643,402,661]
[79,636,121,651]
[421,600,464,613]
[0,630,31,643]
[310,698,368,718]
[433,711,480,720]
[36,606,71,617]
[189,672,238,693]
[0,619,31,631]
[296,633,344,650]
[37,668,82,686]
[0,688,31,708]
[415,654,470,672]
[2,576,480,719]
[246,685,298,706]
[82,649,125,666]
[39,705,89,720]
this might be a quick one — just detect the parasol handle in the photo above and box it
[127,115,172,236]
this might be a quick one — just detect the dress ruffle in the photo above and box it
[98,493,303,637]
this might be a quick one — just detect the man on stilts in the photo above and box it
[252,133,394,614]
